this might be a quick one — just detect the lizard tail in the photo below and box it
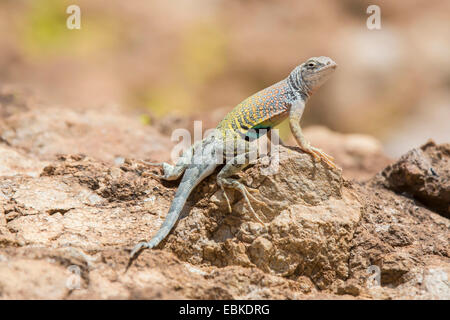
[145,180,195,248]
[143,164,215,249]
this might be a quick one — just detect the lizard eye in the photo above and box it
[306,61,316,68]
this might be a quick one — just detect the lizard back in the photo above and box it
[216,79,291,140]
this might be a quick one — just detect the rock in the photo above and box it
[0,155,171,250]
[420,261,450,300]
[0,101,448,299]
[0,258,70,299]
[160,146,362,289]
[381,140,450,217]
[380,251,415,286]
[0,107,173,164]
[347,144,450,298]
[335,279,362,297]
[0,144,47,177]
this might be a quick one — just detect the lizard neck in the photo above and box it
[287,67,310,101]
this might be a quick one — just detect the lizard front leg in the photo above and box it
[289,99,336,169]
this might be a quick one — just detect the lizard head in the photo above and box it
[298,56,337,95]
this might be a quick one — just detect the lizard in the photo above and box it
[129,56,337,259]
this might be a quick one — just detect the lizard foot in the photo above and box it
[229,181,266,224]
[140,161,165,179]
[304,146,336,169]
[238,184,266,225]
[140,161,187,181]
[146,172,164,179]
[219,185,233,213]
[218,180,265,224]
[246,187,260,194]
[140,161,164,167]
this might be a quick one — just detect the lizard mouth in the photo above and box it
[316,62,337,75]
[323,61,337,70]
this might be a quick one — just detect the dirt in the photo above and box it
[0,90,449,299]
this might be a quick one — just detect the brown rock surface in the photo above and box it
[160,146,361,290]
[380,141,450,217]
[0,104,173,164]
[0,102,449,300]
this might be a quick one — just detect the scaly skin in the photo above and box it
[129,56,337,260]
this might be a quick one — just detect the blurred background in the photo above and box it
[0,0,448,157]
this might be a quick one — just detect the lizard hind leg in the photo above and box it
[141,161,188,181]
[141,141,199,180]
[217,156,266,224]
[141,145,196,180]
[158,162,189,181]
